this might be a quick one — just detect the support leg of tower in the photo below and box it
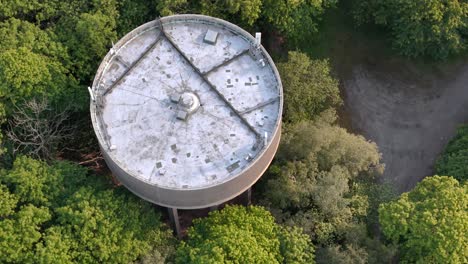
[167,207,181,239]
[243,187,252,206]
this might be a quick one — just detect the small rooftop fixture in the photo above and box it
[204,29,218,45]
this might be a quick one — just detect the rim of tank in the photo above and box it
[90,14,283,191]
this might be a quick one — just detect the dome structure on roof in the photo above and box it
[90,15,283,209]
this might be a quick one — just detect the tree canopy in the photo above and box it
[353,0,468,59]
[262,0,338,46]
[260,111,394,263]
[278,52,341,123]
[176,205,315,264]
[379,176,468,263]
[0,156,174,264]
[436,125,468,182]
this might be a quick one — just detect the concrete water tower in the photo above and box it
[89,15,283,234]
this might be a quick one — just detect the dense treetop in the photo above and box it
[261,110,395,263]
[379,176,468,263]
[278,52,341,123]
[176,205,315,264]
[0,156,174,264]
[353,0,468,59]
[436,125,468,182]
[155,0,337,45]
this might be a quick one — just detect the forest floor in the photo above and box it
[301,6,468,193]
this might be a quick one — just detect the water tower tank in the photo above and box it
[90,15,283,209]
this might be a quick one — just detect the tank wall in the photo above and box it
[103,123,281,209]
[92,14,284,209]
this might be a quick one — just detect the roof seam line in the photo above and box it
[239,96,280,115]
[160,27,261,139]
[202,49,249,75]
[103,30,163,96]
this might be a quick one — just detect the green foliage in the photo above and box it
[2,156,66,206]
[436,124,468,182]
[267,111,383,213]
[0,0,120,114]
[0,18,78,113]
[199,0,263,27]
[0,204,51,263]
[176,205,314,264]
[0,183,18,217]
[379,176,468,263]
[117,0,159,36]
[278,52,342,123]
[0,18,68,60]
[157,0,262,27]
[353,0,468,59]
[0,0,58,23]
[0,48,51,105]
[157,0,190,16]
[279,226,316,264]
[55,1,118,83]
[0,156,174,264]
[261,0,338,46]
[261,111,394,262]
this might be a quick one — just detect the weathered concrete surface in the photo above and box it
[342,61,468,192]
[91,15,283,209]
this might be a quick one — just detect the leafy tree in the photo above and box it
[176,205,315,264]
[0,48,53,106]
[278,52,341,123]
[379,176,468,263]
[0,0,56,23]
[279,226,316,264]
[0,204,51,263]
[157,0,262,27]
[6,98,75,160]
[260,111,395,263]
[0,183,18,217]
[117,0,159,36]
[199,0,263,27]
[0,18,68,61]
[436,124,468,182]
[56,8,118,83]
[0,156,174,264]
[0,18,80,114]
[157,0,190,16]
[267,112,382,213]
[261,0,338,46]
[353,0,468,59]
[316,244,367,264]
[2,156,66,206]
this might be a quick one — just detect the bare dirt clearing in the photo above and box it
[343,59,468,192]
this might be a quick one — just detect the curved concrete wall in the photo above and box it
[91,14,283,209]
[102,123,280,209]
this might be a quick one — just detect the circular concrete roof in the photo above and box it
[90,15,282,192]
